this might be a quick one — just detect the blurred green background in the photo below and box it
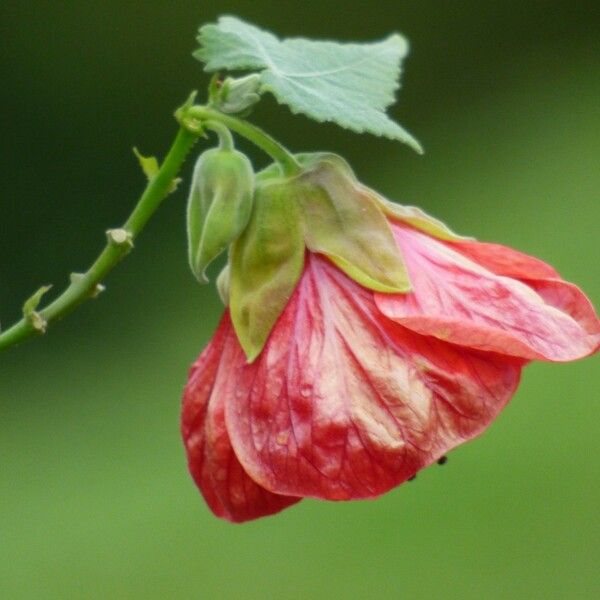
[1,2,599,598]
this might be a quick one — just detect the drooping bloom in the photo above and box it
[182,153,600,522]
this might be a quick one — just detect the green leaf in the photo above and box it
[195,16,422,152]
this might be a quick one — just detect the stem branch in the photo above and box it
[0,126,197,352]
[187,106,301,176]
[203,121,234,151]
[0,94,303,353]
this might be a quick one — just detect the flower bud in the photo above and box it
[215,74,262,115]
[186,147,254,283]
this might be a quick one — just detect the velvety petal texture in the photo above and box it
[375,223,600,361]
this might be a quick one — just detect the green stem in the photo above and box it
[0,126,197,353]
[187,106,301,176]
[0,96,302,353]
[204,120,234,151]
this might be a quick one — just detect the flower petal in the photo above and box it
[449,239,560,279]
[452,240,600,340]
[221,254,521,501]
[375,224,600,361]
[182,315,301,522]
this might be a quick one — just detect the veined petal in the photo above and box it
[182,316,301,522]
[449,239,560,279]
[450,240,600,335]
[375,224,600,361]
[219,254,521,501]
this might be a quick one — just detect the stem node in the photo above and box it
[28,312,48,334]
[0,87,302,353]
[106,228,134,250]
[0,126,197,352]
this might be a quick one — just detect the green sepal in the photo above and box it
[254,161,283,183]
[229,178,305,362]
[296,154,411,293]
[216,263,230,305]
[22,285,52,318]
[186,147,254,283]
[374,194,471,241]
[296,152,469,241]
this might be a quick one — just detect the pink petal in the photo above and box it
[375,224,600,361]
[448,239,560,279]
[527,278,600,340]
[221,254,521,501]
[182,316,301,523]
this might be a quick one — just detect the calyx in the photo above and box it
[227,152,467,361]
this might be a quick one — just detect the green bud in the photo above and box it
[186,147,254,283]
[229,177,305,362]
[216,74,262,115]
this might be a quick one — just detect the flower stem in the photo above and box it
[187,106,301,176]
[0,126,197,353]
[0,94,303,353]
[204,120,234,151]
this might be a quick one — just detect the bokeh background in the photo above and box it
[1,2,599,598]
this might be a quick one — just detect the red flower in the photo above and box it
[182,220,599,522]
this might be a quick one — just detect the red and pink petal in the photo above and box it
[448,239,560,280]
[220,254,522,501]
[182,317,301,523]
[375,224,600,362]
